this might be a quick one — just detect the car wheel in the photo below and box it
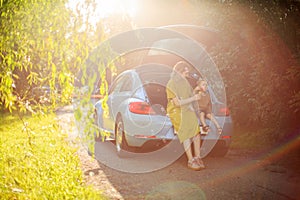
[115,117,130,157]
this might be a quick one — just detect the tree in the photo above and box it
[191,0,300,141]
[0,0,103,113]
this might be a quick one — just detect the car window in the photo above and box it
[108,76,125,94]
[132,86,146,100]
[119,75,132,92]
[108,73,133,94]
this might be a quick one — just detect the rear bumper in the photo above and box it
[126,126,177,147]
[123,113,233,148]
[126,130,232,149]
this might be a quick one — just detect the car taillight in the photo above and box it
[221,135,231,139]
[215,105,230,116]
[129,102,156,115]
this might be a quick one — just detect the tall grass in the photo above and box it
[0,112,104,199]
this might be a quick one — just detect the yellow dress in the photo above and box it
[166,76,200,143]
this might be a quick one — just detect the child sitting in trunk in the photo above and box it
[194,79,222,135]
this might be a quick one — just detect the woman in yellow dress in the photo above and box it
[166,61,205,170]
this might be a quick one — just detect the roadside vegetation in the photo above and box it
[0,0,299,197]
[1,0,298,149]
[191,1,300,144]
[0,0,106,198]
[0,112,104,199]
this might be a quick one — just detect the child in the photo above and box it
[194,79,222,134]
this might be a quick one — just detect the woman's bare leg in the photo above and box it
[193,134,201,157]
[183,138,193,161]
[193,134,205,169]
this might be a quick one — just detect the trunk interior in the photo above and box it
[143,83,168,115]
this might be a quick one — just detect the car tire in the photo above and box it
[115,116,131,157]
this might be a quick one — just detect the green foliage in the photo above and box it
[1,0,65,111]
[0,113,104,199]
[0,0,103,113]
[192,0,300,141]
[0,0,110,181]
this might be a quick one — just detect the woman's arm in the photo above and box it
[172,94,200,106]
[193,85,201,94]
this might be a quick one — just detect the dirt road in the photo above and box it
[57,106,300,200]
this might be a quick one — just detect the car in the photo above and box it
[94,63,232,157]
[89,25,232,157]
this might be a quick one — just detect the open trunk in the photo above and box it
[143,83,168,116]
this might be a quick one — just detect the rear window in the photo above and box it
[136,64,172,85]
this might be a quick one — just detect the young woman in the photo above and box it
[166,61,205,170]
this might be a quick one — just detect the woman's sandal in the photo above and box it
[195,156,205,169]
[188,158,201,171]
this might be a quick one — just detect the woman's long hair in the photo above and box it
[170,61,190,81]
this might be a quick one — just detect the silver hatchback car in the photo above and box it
[94,64,232,157]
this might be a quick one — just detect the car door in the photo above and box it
[102,72,133,133]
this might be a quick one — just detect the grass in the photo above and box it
[0,112,105,199]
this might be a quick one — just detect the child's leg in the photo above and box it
[200,112,210,132]
[199,112,206,127]
[206,113,222,134]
